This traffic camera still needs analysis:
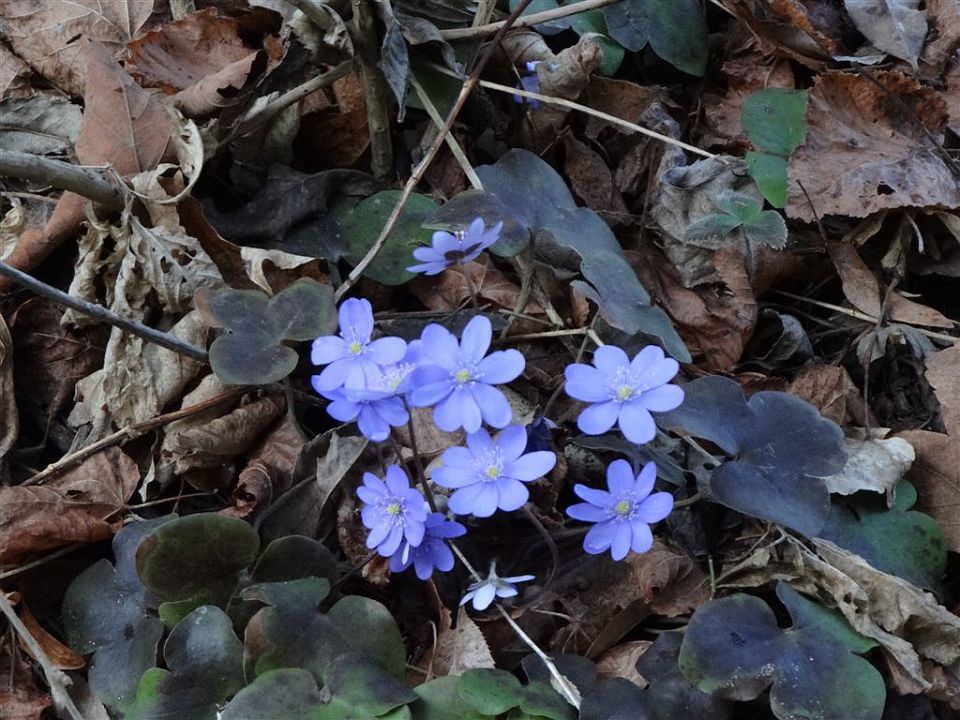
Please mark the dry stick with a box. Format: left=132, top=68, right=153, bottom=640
left=334, top=0, right=539, bottom=302
left=352, top=0, right=394, bottom=178
left=0, top=262, right=209, bottom=363
left=23, top=389, right=241, bottom=486
left=0, top=150, right=125, bottom=211
left=0, top=592, right=84, bottom=720
left=440, top=0, right=623, bottom=39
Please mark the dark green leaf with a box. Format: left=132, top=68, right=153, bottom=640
left=411, top=677, right=489, bottom=720
left=657, top=376, right=846, bottom=535
left=327, top=595, right=408, bottom=678
left=819, top=481, right=947, bottom=590
left=268, top=279, right=337, bottom=341
left=745, top=151, right=789, bottom=208
left=679, top=583, right=884, bottom=720
left=252, top=535, right=341, bottom=585
left=221, top=668, right=320, bottom=720
left=740, top=89, right=809, bottom=156
left=518, top=681, right=575, bottom=720
left=579, top=678, right=651, bottom=720
left=458, top=669, right=522, bottom=714
left=324, top=653, right=417, bottom=715
left=603, top=0, right=707, bottom=76
left=208, top=334, right=298, bottom=386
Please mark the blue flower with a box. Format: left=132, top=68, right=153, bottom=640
left=566, top=460, right=673, bottom=561
left=318, top=385, right=409, bottom=442
left=434, top=426, right=556, bottom=517
left=357, top=465, right=428, bottom=557
left=389, top=512, right=466, bottom=580
left=460, top=563, right=536, bottom=611
left=311, top=298, right=407, bottom=392
left=564, top=345, right=683, bottom=444
left=512, top=61, right=541, bottom=109
left=406, top=217, right=503, bottom=276
left=409, top=316, right=524, bottom=433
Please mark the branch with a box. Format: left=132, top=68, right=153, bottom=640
left=440, top=0, right=623, bottom=40
left=352, top=0, right=394, bottom=179
left=0, top=262, right=209, bottom=362
left=0, top=150, right=125, bottom=210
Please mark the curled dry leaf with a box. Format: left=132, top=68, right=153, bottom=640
left=0, top=40, right=32, bottom=99
left=787, top=71, right=960, bottom=222
left=843, top=0, right=927, bottom=68
left=595, top=641, right=651, bottom=687
left=227, top=415, right=305, bottom=519
left=409, top=255, right=542, bottom=318
left=788, top=364, right=871, bottom=427
left=563, top=135, right=628, bottom=226
left=16, top=598, right=85, bottom=670
left=822, top=436, right=915, bottom=497
left=0, top=447, right=139, bottom=566
left=723, top=0, right=839, bottom=67
left=920, top=0, right=960, bottom=72
left=430, top=606, right=496, bottom=678
left=925, top=343, right=960, bottom=435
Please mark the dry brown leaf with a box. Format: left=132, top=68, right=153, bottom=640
left=563, top=135, right=628, bottom=225
left=17, top=599, right=85, bottom=670
left=0, top=447, right=138, bottom=566
left=787, top=71, right=960, bottom=222
left=0, top=0, right=154, bottom=96
left=395, top=406, right=464, bottom=460
left=226, top=416, right=305, bottom=519
left=827, top=241, right=954, bottom=328
left=409, top=255, right=542, bottom=317
left=0, top=315, right=18, bottom=472
left=583, top=76, right=668, bottom=139
left=595, top=640, right=651, bottom=687
left=723, top=0, right=837, bottom=68
left=0, top=640, right=53, bottom=720
left=0, top=40, right=32, bottom=100
left=430, top=606, right=496, bottom=678
left=921, top=0, right=960, bottom=72
left=925, top=343, right=960, bottom=434
left=788, top=364, right=870, bottom=426
left=843, top=0, right=927, bottom=67
left=822, top=436, right=915, bottom=496
left=947, top=60, right=960, bottom=136
left=898, top=429, right=960, bottom=552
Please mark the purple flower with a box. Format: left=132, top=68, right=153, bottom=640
left=389, top=512, right=466, bottom=580
left=409, top=316, right=524, bottom=433
left=460, top=563, right=536, bottom=611
left=311, top=298, right=407, bottom=392
left=407, top=217, right=503, bottom=276
left=318, top=384, right=409, bottom=442
left=513, top=61, right=541, bottom=109
left=566, top=460, right=673, bottom=561
left=357, top=465, right=428, bottom=557
left=564, top=345, right=683, bottom=444
left=434, top=426, right=556, bottom=517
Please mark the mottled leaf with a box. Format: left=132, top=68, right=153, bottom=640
left=603, top=0, right=707, bottom=76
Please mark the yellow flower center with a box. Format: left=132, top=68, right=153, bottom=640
left=455, top=369, right=471, bottom=384
left=386, top=502, right=401, bottom=516
left=616, top=384, right=634, bottom=401
left=614, top=500, right=632, bottom=517
left=485, top=465, right=500, bottom=479
left=348, top=341, right=363, bottom=355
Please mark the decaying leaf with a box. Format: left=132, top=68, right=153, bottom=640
left=822, top=436, right=914, bottom=496
left=898, top=429, right=960, bottom=553
left=843, top=0, right=927, bottom=68
left=0, top=315, right=18, bottom=474
left=430, top=606, right=496, bottom=678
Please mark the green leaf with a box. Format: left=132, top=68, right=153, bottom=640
left=221, top=668, right=320, bottom=720
left=411, top=677, right=490, bottom=720
left=199, top=279, right=337, bottom=385
left=136, top=514, right=260, bottom=617
left=819, top=481, right=947, bottom=590
left=679, top=583, right=884, bottom=720
left=327, top=595, right=408, bottom=678
left=518, top=681, right=576, bottom=720
left=684, top=191, right=788, bottom=250
left=126, top=605, right=245, bottom=720
left=471, top=149, right=689, bottom=361
left=745, top=151, right=789, bottom=208
left=323, top=653, right=417, bottom=715
left=740, top=89, right=809, bottom=156
left=341, top=190, right=439, bottom=285
left=62, top=518, right=170, bottom=710
left=458, top=669, right=522, bottom=715
left=742, top=209, right=788, bottom=249
left=603, top=0, right=708, bottom=76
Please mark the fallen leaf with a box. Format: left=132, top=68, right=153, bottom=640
left=787, top=71, right=960, bottom=221
left=898, top=429, right=960, bottom=552
left=0, top=447, right=139, bottom=566
left=920, top=0, right=960, bottom=72
left=0, top=640, right=53, bottom=720
left=843, top=0, right=927, bottom=68
left=787, top=364, right=871, bottom=427
left=722, top=0, right=838, bottom=68
left=583, top=76, right=669, bottom=140
left=822, top=436, right=915, bottom=496
left=0, top=315, right=18, bottom=472
left=0, top=0, right=154, bottom=96
left=17, top=599, right=85, bottom=670
left=0, top=94, right=82, bottom=155
left=409, top=255, right=542, bottom=316
left=946, top=60, right=960, bottom=135
left=226, top=416, right=305, bottom=519
left=595, top=641, right=651, bottom=687
left=924, top=343, right=960, bottom=434
left=430, top=606, right=496, bottom=678
left=828, top=241, right=954, bottom=328
left=563, top=135, right=628, bottom=226
left=0, top=40, right=32, bottom=100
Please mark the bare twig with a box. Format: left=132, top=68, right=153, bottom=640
left=0, top=150, right=125, bottom=210
left=352, top=0, right=394, bottom=178
left=0, top=592, right=84, bottom=720
left=441, top=0, right=623, bottom=40
left=334, top=0, right=538, bottom=301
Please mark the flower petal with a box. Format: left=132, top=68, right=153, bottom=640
left=407, top=261, right=446, bottom=276
left=566, top=502, right=611, bottom=523
left=634, top=492, right=673, bottom=523
left=583, top=521, right=616, bottom=555
left=592, top=345, right=629, bottom=374
left=448, top=483, right=485, bottom=515
left=431, top=230, right=462, bottom=256
left=564, top=363, right=608, bottom=402
left=404, top=519, right=425, bottom=547
left=629, top=521, right=654, bottom=554
left=610, top=522, right=632, bottom=561
left=494, top=425, right=528, bottom=462
left=496, top=478, right=529, bottom=511
left=409, top=378, right=453, bottom=408
left=629, top=345, right=665, bottom=374
left=465, top=428, right=495, bottom=455
left=412, top=246, right=445, bottom=263
left=576, top=401, right=619, bottom=435
left=315, top=359, right=352, bottom=392
left=431, top=543, right=455, bottom=572
left=638, top=384, right=684, bottom=412
left=634, top=461, right=657, bottom=498
left=636, top=358, right=680, bottom=391
left=617, top=402, right=657, bottom=444
left=470, top=384, right=512, bottom=429
left=460, top=315, right=492, bottom=364
left=420, top=324, right=460, bottom=369
left=311, top=336, right=348, bottom=365
left=572, top=484, right=612, bottom=507
left=432, top=466, right=475, bottom=489
left=439, top=446, right=475, bottom=469
left=471, top=582, right=497, bottom=610
left=358, top=405, right=390, bottom=441
left=366, top=522, right=390, bottom=550
left=367, top=336, right=407, bottom=365
left=376, top=397, right=409, bottom=426
left=606, top=459, right=635, bottom=496
left=385, top=465, right=409, bottom=495
left=503, top=451, right=556, bottom=482
left=325, top=398, right=360, bottom=423
left=339, top=298, right=373, bottom=342
left=413, top=553, right=435, bottom=580
left=477, top=349, right=524, bottom=384
left=378, top=525, right=404, bottom=556
left=435, top=389, right=481, bottom=432
left=471, top=483, right=500, bottom=518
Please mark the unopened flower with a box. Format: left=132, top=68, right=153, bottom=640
left=564, top=345, right=683, bottom=444
left=406, top=217, right=503, bottom=276
left=513, top=61, right=542, bottom=109
left=565, top=460, right=673, bottom=561
left=434, top=426, right=556, bottom=517
left=460, top=563, right=535, bottom=611
left=409, top=316, right=524, bottom=433
left=311, top=298, right=406, bottom=392
left=389, top=512, right=466, bottom=580
left=357, top=465, right=428, bottom=557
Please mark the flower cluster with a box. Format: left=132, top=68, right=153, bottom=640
left=312, top=224, right=685, bottom=607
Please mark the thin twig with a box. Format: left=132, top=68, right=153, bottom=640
left=0, top=261, right=209, bottom=363
left=491, top=327, right=589, bottom=343
left=352, top=0, right=394, bottom=178
left=334, top=0, right=538, bottom=301
left=24, top=389, right=241, bottom=486
left=0, top=150, right=125, bottom=210
left=440, top=0, right=623, bottom=39
left=0, top=592, right=84, bottom=720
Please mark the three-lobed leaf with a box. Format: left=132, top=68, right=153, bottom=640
left=602, top=0, right=707, bottom=76
left=739, top=89, right=809, bottom=208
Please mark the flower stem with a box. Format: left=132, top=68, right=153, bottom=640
left=402, top=401, right=438, bottom=513
left=673, top=490, right=703, bottom=508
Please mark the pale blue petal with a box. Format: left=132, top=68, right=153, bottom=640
left=358, top=405, right=390, bottom=441
left=431, top=231, right=461, bottom=255
left=576, top=401, right=619, bottom=435
left=409, top=378, right=453, bottom=408
left=439, top=446, right=475, bottom=469
left=564, top=364, right=608, bottom=402
left=503, top=451, right=555, bottom=482
left=413, top=553, right=435, bottom=580
left=377, top=525, right=404, bottom=556
left=405, top=519, right=425, bottom=547
left=635, top=492, right=673, bottom=523
left=471, top=583, right=497, bottom=610
left=573, top=484, right=612, bottom=507
left=592, top=345, right=629, bottom=374
left=629, top=521, right=654, bottom=554
left=639, top=384, right=684, bottom=412
left=583, top=521, right=616, bottom=555
left=610, top=523, right=631, bottom=560
left=634, top=461, right=657, bottom=498
left=606, top=459, right=635, bottom=496
left=566, top=502, right=611, bottom=522
left=471, top=484, right=500, bottom=518
left=342, top=362, right=368, bottom=391
left=325, top=398, right=360, bottom=423
left=471, top=384, right=511, bottom=429
left=617, top=402, right=656, bottom=444
left=629, top=345, right=665, bottom=374
left=366, top=522, right=390, bottom=549
left=431, top=543, right=455, bottom=572
left=465, top=429, right=495, bottom=455
left=435, top=390, right=481, bottom=432
left=495, top=586, right=518, bottom=599
left=367, top=336, right=407, bottom=365
left=420, top=324, right=461, bottom=368
left=501, top=574, right=535, bottom=583
left=385, top=465, right=409, bottom=495
left=412, top=246, right=445, bottom=263
left=460, top=315, right=492, bottom=364
left=407, top=260, right=447, bottom=275
left=311, top=336, right=348, bottom=365
left=496, top=478, right=529, bottom=511
left=315, top=359, right=352, bottom=392
left=432, top=466, right=475, bottom=489
left=636, top=358, right=680, bottom=391
left=494, top=425, right=527, bottom=462
left=477, top=349, right=524, bottom=384
left=375, top=397, right=409, bottom=426
left=339, top=298, right=373, bottom=342
left=449, top=483, right=485, bottom=515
